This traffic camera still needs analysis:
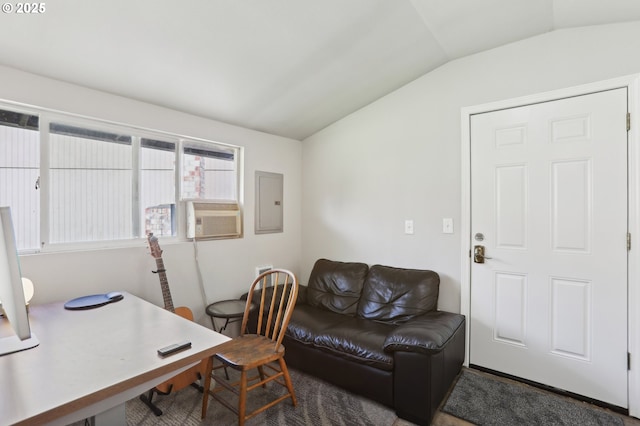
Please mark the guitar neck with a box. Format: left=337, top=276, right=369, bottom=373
left=155, top=257, right=175, bottom=313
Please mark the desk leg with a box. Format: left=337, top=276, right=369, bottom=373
left=201, top=356, right=213, bottom=419
left=89, top=403, right=126, bottom=426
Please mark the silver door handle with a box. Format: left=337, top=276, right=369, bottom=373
left=474, top=245, right=492, bottom=263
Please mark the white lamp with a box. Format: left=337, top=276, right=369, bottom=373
left=21, top=277, right=34, bottom=306
left=0, top=277, right=33, bottom=317
left=0, top=278, right=34, bottom=315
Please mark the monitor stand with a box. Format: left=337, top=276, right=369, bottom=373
left=0, top=333, right=39, bottom=356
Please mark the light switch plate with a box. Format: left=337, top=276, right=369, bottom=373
left=443, top=218, right=454, bottom=234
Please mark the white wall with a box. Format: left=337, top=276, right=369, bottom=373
left=302, top=21, right=640, bottom=313
left=0, top=65, right=302, bottom=328
left=6, top=21, right=640, bottom=324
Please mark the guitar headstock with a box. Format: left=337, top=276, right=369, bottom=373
left=147, top=233, right=163, bottom=259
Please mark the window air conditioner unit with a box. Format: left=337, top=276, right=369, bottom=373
left=186, top=201, right=242, bottom=239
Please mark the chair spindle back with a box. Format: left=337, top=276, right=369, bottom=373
left=241, top=269, right=298, bottom=346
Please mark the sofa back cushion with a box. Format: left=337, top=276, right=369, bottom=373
left=357, top=265, right=439, bottom=323
left=307, top=259, right=369, bottom=315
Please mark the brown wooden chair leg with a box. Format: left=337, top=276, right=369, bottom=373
left=279, top=357, right=297, bottom=406
left=257, top=365, right=267, bottom=388
left=239, top=369, right=248, bottom=426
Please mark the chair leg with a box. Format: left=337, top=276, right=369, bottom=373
left=239, top=370, right=248, bottom=426
left=257, top=365, right=267, bottom=388
left=279, top=358, right=297, bottom=406
left=201, top=357, right=213, bottom=419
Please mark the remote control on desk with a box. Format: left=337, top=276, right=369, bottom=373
left=157, top=341, right=192, bottom=357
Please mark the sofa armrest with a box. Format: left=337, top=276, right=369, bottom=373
left=383, top=311, right=465, bottom=355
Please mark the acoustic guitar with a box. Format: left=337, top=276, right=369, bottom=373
left=147, top=233, right=194, bottom=320
left=140, top=233, right=208, bottom=416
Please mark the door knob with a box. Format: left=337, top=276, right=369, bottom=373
left=474, top=245, right=492, bottom=263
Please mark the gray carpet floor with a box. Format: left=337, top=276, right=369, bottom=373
left=126, top=367, right=400, bottom=425
left=442, top=369, right=625, bottom=426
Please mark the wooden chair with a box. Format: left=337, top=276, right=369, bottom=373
left=201, top=269, right=299, bottom=425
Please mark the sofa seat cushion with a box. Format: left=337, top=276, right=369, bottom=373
left=313, top=317, right=395, bottom=371
left=357, top=265, right=439, bottom=323
left=286, top=304, right=350, bottom=343
left=287, top=304, right=394, bottom=371
left=307, top=259, right=369, bottom=315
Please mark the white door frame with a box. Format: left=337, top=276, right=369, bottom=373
left=460, top=74, right=640, bottom=417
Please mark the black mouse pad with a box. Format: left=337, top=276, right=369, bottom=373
left=64, top=293, right=123, bottom=310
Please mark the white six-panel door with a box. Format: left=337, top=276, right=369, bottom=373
left=470, top=88, right=628, bottom=407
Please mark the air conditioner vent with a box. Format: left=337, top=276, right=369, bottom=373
left=186, top=201, right=242, bottom=239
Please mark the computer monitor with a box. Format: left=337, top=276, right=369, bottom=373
left=0, top=206, right=39, bottom=356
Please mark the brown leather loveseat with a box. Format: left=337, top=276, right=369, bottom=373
left=251, top=259, right=466, bottom=425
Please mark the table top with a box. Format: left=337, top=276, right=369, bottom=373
left=0, top=292, right=229, bottom=425
left=206, top=299, right=254, bottom=318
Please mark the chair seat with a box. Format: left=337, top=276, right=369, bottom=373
left=215, top=334, right=285, bottom=370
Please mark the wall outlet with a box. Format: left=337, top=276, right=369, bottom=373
left=404, top=220, right=414, bottom=235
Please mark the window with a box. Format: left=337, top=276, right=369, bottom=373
left=182, top=142, right=237, bottom=201
left=49, top=123, right=133, bottom=244
left=182, top=142, right=241, bottom=239
left=0, top=105, right=240, bottom=252
left=142, top=138, right=176, bottom=237
left=0, top=111, right=40, bottom=251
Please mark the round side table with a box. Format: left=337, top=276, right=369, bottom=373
left=205, top=299, right=255, bottom=333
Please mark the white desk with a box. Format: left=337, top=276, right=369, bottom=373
left=0, top=292, right=229, bottom=425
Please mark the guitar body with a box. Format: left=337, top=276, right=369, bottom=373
left=142, top=233, right=207, bottom=413
left=174, top=306, right=194, bottom=321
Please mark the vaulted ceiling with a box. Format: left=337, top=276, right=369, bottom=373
left=1, top=0, right=640, bottom=140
